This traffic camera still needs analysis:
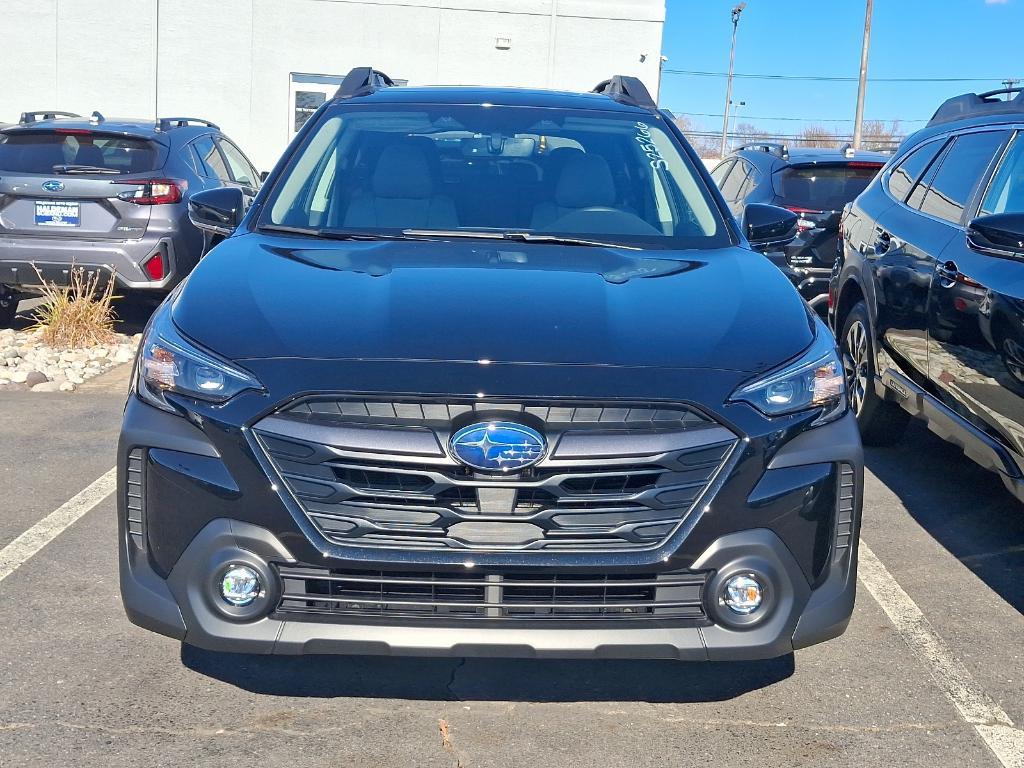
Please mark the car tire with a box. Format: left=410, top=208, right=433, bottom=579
left=840, top=300, right=909, bottom=446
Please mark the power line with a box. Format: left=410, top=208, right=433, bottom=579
left=663, top=69, right=1014, bottom=83
left=672, top=110, right=927, bottom=124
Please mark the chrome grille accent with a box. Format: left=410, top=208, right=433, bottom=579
left=254, top=397, right=739, bottom=553
left=276, top=565, right=709, bottom=622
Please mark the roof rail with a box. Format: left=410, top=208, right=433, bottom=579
left=839, top=142, right=855, bottom=158
left=737, top=141, right=789, bottom=160
left=18, top=111, right=81, bottom=125
left=592, top=75, right=656, bottom=109
left=157, top=116, right=220, bottom=132
left=89, top=111, right=105, bottom=125
left=927, top=87, right=1024, bottom=127
left=334, top=67, right=396, bottom=99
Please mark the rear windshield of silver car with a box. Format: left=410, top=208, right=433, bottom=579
left=262, top=104, right=729, bottom=250
left=0, top=131, right=163, bottom=174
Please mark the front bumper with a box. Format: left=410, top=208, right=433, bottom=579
left=118, top=396, right=863, bottom=660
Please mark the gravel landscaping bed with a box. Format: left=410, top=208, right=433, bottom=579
left=0, top=328, right=139, bottom=392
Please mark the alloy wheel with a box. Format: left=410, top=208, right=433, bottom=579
left=843, top=320, right=869, bottom=416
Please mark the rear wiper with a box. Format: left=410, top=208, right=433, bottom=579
left=260, top=224, right=422, bottom=241
left=402, top=229, right=640, bottom=250
left=52, top=164, right=120, bottom=175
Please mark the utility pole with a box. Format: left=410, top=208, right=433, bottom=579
left=720, top=3, right=745, bottom=159
left=1002, top=78, right=1020, bottom=100
left=852, top=0, right=874, bottom=150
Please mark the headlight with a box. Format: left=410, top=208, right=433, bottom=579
left=137, top=305, right=263, bottom=412
left=729, top=317, right=846, bottom=425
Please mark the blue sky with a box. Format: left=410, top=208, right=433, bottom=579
left=660, top=0, right=1022, bottom=140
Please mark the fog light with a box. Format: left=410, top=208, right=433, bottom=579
left=220, top=565, right=261, bottom=607
left=721, top=573, right=763, bottom=615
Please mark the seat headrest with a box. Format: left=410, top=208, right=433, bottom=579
left=554, top=153, right=616, bottom=209
left=372, top=144, right=433, bottom=199
left=74, top=143, right=106, bottom=168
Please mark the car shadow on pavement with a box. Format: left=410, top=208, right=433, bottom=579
left=180, top=645, right=794, bottom=702
left=864, top=422, right=1024, bottom=614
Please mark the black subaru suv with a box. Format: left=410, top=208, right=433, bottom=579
left=118, top=68, right=862, bottom=661
left=832, top=88, right=1024, bottom=500
left=712, top=144, right=886, bottom=313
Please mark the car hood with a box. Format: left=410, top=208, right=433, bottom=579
left=171, top=233, right=814, bottom=374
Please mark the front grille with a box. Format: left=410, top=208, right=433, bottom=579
left=276, top=565, right=709, bottom=622
left=253, top=397, right=739, bottom=553
left=125, top=448, right=146, bottom=548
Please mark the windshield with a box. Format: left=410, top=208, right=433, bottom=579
left=775, top=163, right=882, bottom=212
left=0, top=131, right=163, bottom=174
left=261, top=103, right=728, bottom=250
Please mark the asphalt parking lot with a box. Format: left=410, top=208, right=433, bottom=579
left=0, top=368, right=1020, bottom=768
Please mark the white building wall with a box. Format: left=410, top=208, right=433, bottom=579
left=0, top=0, right=665, bottom=170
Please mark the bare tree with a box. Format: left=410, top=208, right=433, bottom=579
left=733, top=122, right=770, bottom=144
left=673, top=116, right=719, bottom=159
left=859, top=119, right=903, bottom=151
left=796, top=124, right=841, bottom=148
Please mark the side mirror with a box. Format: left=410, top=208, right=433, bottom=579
left=742, top=203, right=798, bottom=251
left=967, top=212, right=1024, bottom=257
left=188, top=187, right=245, bottom=237
left=259, top=170, right=270, bottom=183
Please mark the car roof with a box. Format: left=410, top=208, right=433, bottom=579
left=327, top=85, right=655, bottom=114
left=1, top=115, right=215, bottom=141
left=733, top=146, right=889, bottom=170
left=896, top=89, right=1024, bottom=155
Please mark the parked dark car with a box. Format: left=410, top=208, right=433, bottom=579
left=119, top=68, right=862, bottom=661
left=831, top=87, right=1024, bottom=501
left=712, top=144, right=887, bottom=313
left=0, top=111, right=261, bottom=325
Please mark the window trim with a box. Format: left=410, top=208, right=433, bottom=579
left=216, top=136, right=261, bottom=189
left=883, top=126, right=1012, bottom=229
left=882, top=136, right=947, bottom=206
left=189, top=134, right=231, bottom=182
left=973, top=127, right=1024, bottom=221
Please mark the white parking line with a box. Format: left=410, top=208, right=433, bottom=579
left=0, top=467, right=116, bottom=585
left=858, top=539, right=1024, bottom=768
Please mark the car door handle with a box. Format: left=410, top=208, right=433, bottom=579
left=936, top=260, right=961, bottom=287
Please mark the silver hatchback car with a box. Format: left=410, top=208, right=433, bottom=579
left=0, top=111, right=261, bottom=326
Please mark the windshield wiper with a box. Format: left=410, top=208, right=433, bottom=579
left=402, top=229, right=640, bottom=250
left=52, top=164, right=121, bottom=175
left=260, top=224, right=421, bottom=241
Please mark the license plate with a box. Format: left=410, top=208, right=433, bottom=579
left=35, top=200, right=80, bottom=227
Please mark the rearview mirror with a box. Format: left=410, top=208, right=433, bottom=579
left=967, top=212, right=1024, bottom=256
left=742, top=203, right=798, bottom=251
left=189, top=187, right=245, bottom=237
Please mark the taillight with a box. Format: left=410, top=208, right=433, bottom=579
left=143, top=251, right=166, bottom=281
left=114, top=178, right=185, bottom=205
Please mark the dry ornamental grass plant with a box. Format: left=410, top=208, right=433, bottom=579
left=29, top=265, right=119, bottom=348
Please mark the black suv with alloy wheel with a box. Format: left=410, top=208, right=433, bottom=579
left=831, top=88, right=1024, bottom=501
left=119, top=68, right=862, bottom=661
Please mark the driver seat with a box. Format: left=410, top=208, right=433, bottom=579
left=530, top=153, right=616, bottom=230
